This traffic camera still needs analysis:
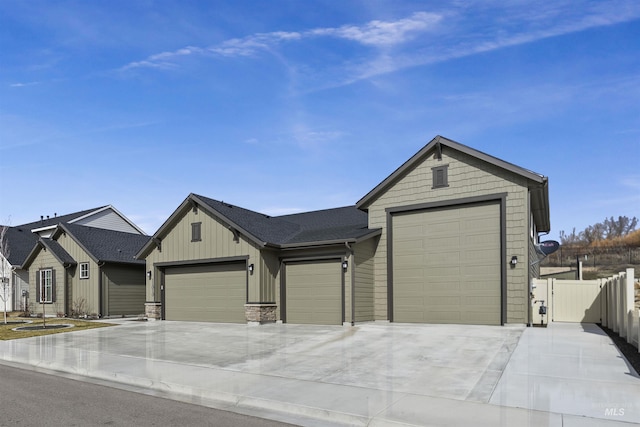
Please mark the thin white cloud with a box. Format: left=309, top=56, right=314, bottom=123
left=119, top=13, right=438, bottom=71
left=9, top=81, right=40, bottom=88
left=121, top=46, right=204, bottom=70
left=309, top=12, right=441, bottom=46
left=119, top=2, right=640, bottom=87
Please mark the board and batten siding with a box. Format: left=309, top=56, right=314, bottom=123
left=28, top=249, right=65, bottom=315
left=144, top=206, right=271, bottom=304
left=74, top=209, right=142, bottom=234
left=12, top=269, right=29, bottom=311
left=354, top=237, right=377, bottom=322
left=102, top=265, right=145, bottom=316
left=56, top=232, right=101, bottom=316
left=367, top=147, right=531, bottom=324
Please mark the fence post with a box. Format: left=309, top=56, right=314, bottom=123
left=613, top=275, right=619, bottom=333
left=600, top=279, right=607, bottom=328
left=608, top=277, right=614, bottom=329
left=625, top=268, right=635, bottom=344
left=619, top=273, right=627, bottom=338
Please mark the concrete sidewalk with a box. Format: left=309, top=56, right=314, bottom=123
left=0, top=321, right=638, bottom=426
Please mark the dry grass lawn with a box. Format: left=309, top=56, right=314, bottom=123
left=0, top=316, right=115, bottom=340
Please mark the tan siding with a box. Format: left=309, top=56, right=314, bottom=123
left=144, top=207, right=268, bottom=304
left=354, top=237, right=377, bottom=322
left=28, top=250, right=65, bottom=316
left=367, top=147, right=530, bottom=323
left=260, top=251, right=279, bottom=303
left=286, top=260, right=342, bottom=325
left=103, top=265, right=145, bottom=316
left=56, top=233, right=100, bottom=316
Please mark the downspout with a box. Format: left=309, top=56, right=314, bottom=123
left=98, top=261, right=105, bottom=318
left=527, top=191, right=533, bottom=328
left=346, top=242, right=355, bottom=326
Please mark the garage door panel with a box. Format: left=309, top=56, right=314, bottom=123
left=164, top=262, right=246, bottom=323
left=286, top=260, right=342, bottom=325
left=393, top=202, right=501, bottom=325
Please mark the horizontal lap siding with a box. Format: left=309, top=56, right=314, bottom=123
left=74, top=209, right=141, bottom=234
left=368, top=147, right=529, bottom=323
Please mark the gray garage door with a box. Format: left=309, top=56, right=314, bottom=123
left=392, top=202, right=501, bottom=325
left=285, top=260, right=342, bottom=325
left=164, top=262, right=246, bottom=323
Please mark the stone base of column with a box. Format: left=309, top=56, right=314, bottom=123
left=145, top=302, right=162, bottom=320
left=244, top=304, right=277, bottom=324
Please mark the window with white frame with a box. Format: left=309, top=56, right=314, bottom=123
left=39, top=269, right=53, bottom=303
left=80, top=262, right=89, bottom=279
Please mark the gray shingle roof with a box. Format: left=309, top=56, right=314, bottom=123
left=193, top=194, right=375, bottom=246
left=2, top=226, right=39, bottom=266
left=60, top=223, right=150, bottom=265
left=17, top=207, right=108, bottom=230
left=39, top=238, right=76, bottom=267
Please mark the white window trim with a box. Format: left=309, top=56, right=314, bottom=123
left=40, top=269, right=53, bottom=303
left=80, top=262, right=90, bottom=279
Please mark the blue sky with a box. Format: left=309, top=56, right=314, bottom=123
left=1, top=1, right=639, bottom=240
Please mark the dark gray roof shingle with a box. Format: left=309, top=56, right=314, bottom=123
left=39, top=238, right=76, bottom=266
left=2, top=226, right=39, bottom=266
left=194, top=194, right=374, bottom=246
left=61, top=223, right=150, bottom=265
left=17, top=207, right=107, bottom=230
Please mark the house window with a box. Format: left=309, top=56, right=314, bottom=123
left=80, top=262, right=89, bottom=279
left=191, top=222, right=202, bottom=242
left=39, top=269, right=53, bottom=303
left=432, top=165, right=449, bottom=189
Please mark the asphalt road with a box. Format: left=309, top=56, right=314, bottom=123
left=0, top=363, right=296, bottom=427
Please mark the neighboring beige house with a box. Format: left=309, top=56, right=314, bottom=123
left=23, top=223, right=150, bottom=317
left=138, top=136, right=550, bottom=326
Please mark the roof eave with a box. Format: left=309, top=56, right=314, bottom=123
left=277, top=230, right=381, bottom=250
left=136, top=194, right=267, bottom=260
left=53, top=224, right=101, bottom=264
left=190, top=194, right=267, bottom=248
left=356, top=135, right=547, bottom=210
left=531, top=178, right=551, bottom=233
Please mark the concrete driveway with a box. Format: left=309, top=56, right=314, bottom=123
left=0, top=321, right=638, bottom=426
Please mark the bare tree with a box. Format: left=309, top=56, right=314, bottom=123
left=0, top=225, right=10, bottom=324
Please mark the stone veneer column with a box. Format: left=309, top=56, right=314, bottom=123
left=145, top=302, right=162, bottom=320
left=244, top=304, right=277, bottom=324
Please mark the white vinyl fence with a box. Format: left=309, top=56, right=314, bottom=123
left=533, top=268, right=638, bottom=352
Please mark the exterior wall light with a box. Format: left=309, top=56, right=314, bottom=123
left=147, top=270, right=152, bottom=280
left=342, top=261, right=348, bottom=271
left=510, top=256, right=518, bottom=266
left=248, top=264, right=254, bottom=274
